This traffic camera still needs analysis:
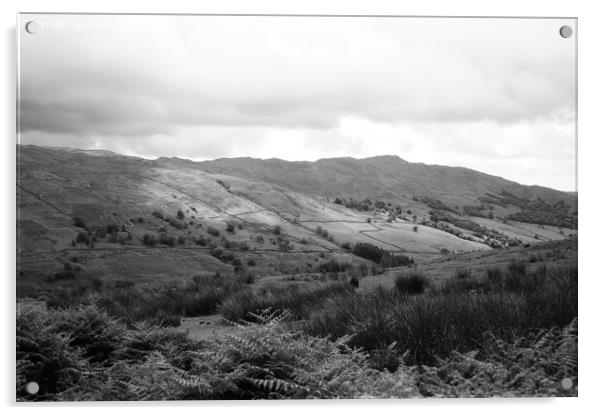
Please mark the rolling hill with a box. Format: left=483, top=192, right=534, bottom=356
left=17, top=145, right=576, bottom=292
left=194, top=155, right=577, bottom=208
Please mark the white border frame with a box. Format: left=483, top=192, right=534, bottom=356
left=3, top=1, right=601, bottom=414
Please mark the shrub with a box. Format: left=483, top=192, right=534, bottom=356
left=17, top=304, right=125, bottom=399
left=152, top=211, right=164, bottom=220
left=226, top=223, right=235, bottom=233
left=164, top=216, right=185, bottom=230
left=177, top=209, right=185, bottom=220
left=413, top=226, right=419, bottom=232
left=206, top=226, right=220, bottom=237
left=507, top=260, right=527, bottom=276
left=414, top=319, right=578, bottom=397
left=486, top=267, right=503, bottom=282
left=142, top=234, right=157, bottom=247
left=73, top=217, right=86, bottom=228
left=75, top=231, right=92, bottom=245
left=272, top=225, right=281, bottom=235
left=219, top=282, right=353, bottom=322
left=210, top=248, right=236, bottom=264
left=394, top=271, right=429, bottom=295
left=95, top=276, right=246, bottom=325
left=455, top=268, right=472, bottom=280
left=318, top=259, right=353, bottom=273
left=158, top=234, right=176, bottom=247
left=240, top=273, right=256, bottom=285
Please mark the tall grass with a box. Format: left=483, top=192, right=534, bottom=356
left=394, top=271, right=429, bottom=295
left=306, top=264, right=577, bottom=365
left=95, top=275, right=247, bottom=325
left=35, top=274, right=247, bottom=326
left=219, top=282, right=354, bottom=322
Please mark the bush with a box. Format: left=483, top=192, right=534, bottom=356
left=272, top=225, right=281, bottom=235
left=142, top=234, right=157, bottom=247
left=177, top=209, right=185, bottom=220
left=158, top=234, right=176, bottom=247
left=394, top=271, right=429, bottom=295
left=507, top=260, right=527, bottom=277
left=73, top=217, right=86, bottom=228
left=226, top=223, right=235, bottom=233
left=94, top=276, right=246, bottom=325
left=413, top=319, right=578, bottom=397
left=75, top=231, right=93, bottom=245
left=219, top=282, right=353, bottom=322
left=52, top=263, right=78, bottom=280
left=17, top=304, right=125, bottom=399
left=455, top=268, right=472, bottom=280
left=318, top=259, right=353, bottom=273
left=206, top=226, right=220, bottom=237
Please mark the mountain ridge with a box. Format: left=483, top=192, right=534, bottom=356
left=18, top=144, right=576, bottom=207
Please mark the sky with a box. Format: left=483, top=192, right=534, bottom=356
left=18, top=14, right=576, bottom=191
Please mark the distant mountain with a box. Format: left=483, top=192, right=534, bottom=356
left=179, top=155, right=576, bottom=208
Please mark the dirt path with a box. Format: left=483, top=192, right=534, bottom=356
left=180, top=315, right=241, bottom=341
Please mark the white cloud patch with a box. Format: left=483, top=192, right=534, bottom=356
left=18, top=14, right=576, bottom=191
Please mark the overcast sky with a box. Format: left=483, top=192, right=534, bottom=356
left=19, top=15, right=576, bottom=191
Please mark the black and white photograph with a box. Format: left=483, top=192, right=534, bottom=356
left=16, top=13, right=577, bottom=401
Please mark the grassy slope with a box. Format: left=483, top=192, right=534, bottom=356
left=19, top=145, right=521, bottom=289
left=197, top=155, right=577, bottom=208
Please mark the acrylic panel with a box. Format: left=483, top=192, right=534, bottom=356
left=17, top=14, right=577, bottom=401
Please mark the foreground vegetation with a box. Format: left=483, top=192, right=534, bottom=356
left=17, top=305, right=576, bottom=400
left=307, top=264, right=577, bottom=367
left=17, top=258, right=577, bottom=400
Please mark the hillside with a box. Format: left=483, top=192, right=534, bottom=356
left=195, top=155, right=577, bottom=209
left=17, top=145, right=576, bottom=294
left=16, top=144, right=579, bottom=400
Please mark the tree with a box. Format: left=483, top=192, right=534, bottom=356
left=73, top=217, right=86, bottom=228
left=142, top=234, right=157, bottom=247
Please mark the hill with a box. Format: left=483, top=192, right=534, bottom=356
left=195, top=155, right=576, bottom=209
left=17, top=145, right=576, bottom=294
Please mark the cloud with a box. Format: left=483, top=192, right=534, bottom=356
left=18, top=14, right=576, bottom=190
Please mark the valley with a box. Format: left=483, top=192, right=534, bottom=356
left=16, top=144, right=578, bottom=399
